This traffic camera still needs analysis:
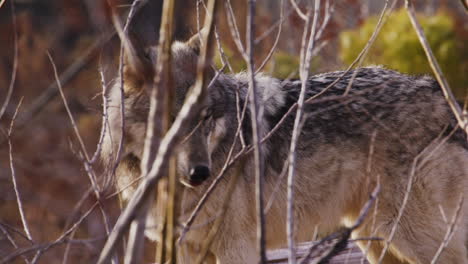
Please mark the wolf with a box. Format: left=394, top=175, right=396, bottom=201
left=102, top=31, right=468, bottom=263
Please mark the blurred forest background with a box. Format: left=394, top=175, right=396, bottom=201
left=0, top=0, right=467, bottom=263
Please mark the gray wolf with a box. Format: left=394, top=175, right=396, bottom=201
left=102, top=33, right=468, bottom=264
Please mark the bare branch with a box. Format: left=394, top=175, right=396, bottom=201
left=245, top=0, right=267, bottom=262
left=289, top=0, right=308, bottom=20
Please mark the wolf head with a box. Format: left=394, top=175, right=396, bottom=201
left=119, top=29, right=231, bottom=188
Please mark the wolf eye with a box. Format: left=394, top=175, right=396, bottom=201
left=203, top=115, right=212, bottom=122
left=200, top=108, right=213, bottom=122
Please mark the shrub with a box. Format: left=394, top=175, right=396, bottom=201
left=340, top=9, right=468, bottom=99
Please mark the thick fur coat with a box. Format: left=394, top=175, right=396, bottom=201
left=102, top=37, right=468, bottom=263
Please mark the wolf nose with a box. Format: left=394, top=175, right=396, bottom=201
left=189, top=165, right=210, bottom=185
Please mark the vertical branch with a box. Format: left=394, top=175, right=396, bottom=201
left=121, top=0, right=175, bottom=262
left=287, top=1, right=320, bottom=263
left=405, top=0, right=467, bottom=134
left=153, top=2, right=175, bottom=262
left=245, top=0, right=267, bottom=262
left=163, top=157, right=178, bottom=263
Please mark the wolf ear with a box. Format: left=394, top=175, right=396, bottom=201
left=185, top=28, right=208, bottom=55
left=120, top=0, right=162, bottom=89
left=121, top=34, right=156, bottom=91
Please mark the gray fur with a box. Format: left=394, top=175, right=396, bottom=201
left=102, top=41, right=468, bottom=264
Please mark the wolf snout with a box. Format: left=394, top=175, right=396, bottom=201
left=189, top=165, right=210, bottom=186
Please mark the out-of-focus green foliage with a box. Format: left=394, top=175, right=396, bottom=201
left=213, top=45, right=246, bottom=72
left=268, top=51, right=301, bottom=79
left=214, top=46, right=320, bottom=80
left=267, top=51, right=321, bottom=79
left=340, top=9, right=468, bottom=98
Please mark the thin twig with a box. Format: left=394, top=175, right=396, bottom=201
left=225, top=0, right=246, bottom=55
left=90, top=66, right=110, bottom=164
left=0, top=221, right=33, bottom=245
left=0, top=1, right=18, bottom=121
left=255, top=0, right=284, bottom=74
left=214, top=26, right=233, bottom=73
left=343, top=0, right=395, bottom=96
left=7, top=98, right=33, bottom=243
left=10, top=32, right=114, bottom=138
left=46, top=53, right=92, bottom=167
left=62, top=188, right=93, bottom=264
left=430, top=195, right=464, bottom=264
